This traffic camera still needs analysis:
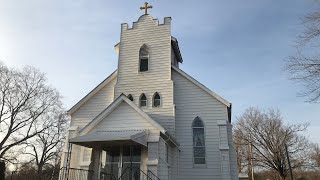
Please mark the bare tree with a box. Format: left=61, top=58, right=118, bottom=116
left=25, top=112, right=68, bottom=179
left=234, top=107, right=310, bottom=180
left=234, top=129, right=250, bottom=173
left=310, top=143, right=320, bottom=168
left=286, top=9, right=320, bottom=102
left=0, top=62, right=62, bottom=162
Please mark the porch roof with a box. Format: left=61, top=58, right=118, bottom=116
left=69, top=130, right=148, bottom=148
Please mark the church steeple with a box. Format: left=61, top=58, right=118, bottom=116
left=114, top=14, right=177, bottom=134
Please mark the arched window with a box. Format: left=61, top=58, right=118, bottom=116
left=192, top=117, right=206, bottom=164
left=127, top=94, right=133, bottom=101
left=153, top=92, right=161, bottom=107
left=140, top=93, right=147, bottom=107
left=139, top=44, right=149, bottom=72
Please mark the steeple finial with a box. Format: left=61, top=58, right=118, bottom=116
left=140, top=2, right=153, bottom=15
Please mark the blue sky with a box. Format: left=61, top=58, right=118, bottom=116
left=1, top=0, right=320, bottom=143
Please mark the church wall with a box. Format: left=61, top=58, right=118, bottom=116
left=158, top=137, right=169, bottom=180
left=71, top=77, right=117, bottom=128
left=67, top=129, right=82, bottom=169
left=169, top=146, right=179, bottom=180
left=227, top=123, right=239, bottom=179
left=172, top=69, right=233, bottom=179
left=115, top=15, right=176, bottom=136
left=141, top=147, right=148, bottom=173
left=67, top=77, right=117, bottom=170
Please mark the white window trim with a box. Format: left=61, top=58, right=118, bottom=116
left=138, top=44, right=151, bottom=73
left=140, top=93, right=147, bottom=108
left=152, top=92, right=161, bottom=108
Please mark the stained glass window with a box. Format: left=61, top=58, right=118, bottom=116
left=192, top=117, right=206, bottom=165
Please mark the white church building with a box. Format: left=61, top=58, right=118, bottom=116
left=60, top=4, right=238, bottom=180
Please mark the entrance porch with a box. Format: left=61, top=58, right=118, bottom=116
left=99, top=144, right=152, bottom=180
left=61, top=130, right=161, bottom=180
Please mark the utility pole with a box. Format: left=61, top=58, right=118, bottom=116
left=285, top=144, right=294, bottom=180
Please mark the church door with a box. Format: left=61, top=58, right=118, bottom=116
left=100, top=145, right=141, bottom=180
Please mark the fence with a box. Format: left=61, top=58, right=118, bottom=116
left=7, top=167, right=93, bottom=180
left=8, top=167, right=159, bottom=180
left=9, top=169, right=59, bottom=180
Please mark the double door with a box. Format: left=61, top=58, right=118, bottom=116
left=100, top=145, right=141, bottom=180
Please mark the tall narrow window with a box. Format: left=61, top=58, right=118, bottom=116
left=192, top=117, right=206, bottom=165
left=140, top=93, right=147, bottom=107
left=153, top=92, right=161, bottom=107
left=127, top=94, right=133, bottom=101
left=139, top=44, right=149, bottom=72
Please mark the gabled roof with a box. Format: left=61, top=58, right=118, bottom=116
left=172, top=66, right=231, bottom=107
left=69, top=130, right=148, bottom=148
left=79, top=94, right=166, bottom=134
left=68, top=70, right=117, bottom=114
left=171, top=36, right=183, bottom=63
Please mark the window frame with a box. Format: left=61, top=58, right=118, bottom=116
left=139, top=93, right=147, bottom=107
left=139, top=44, right=150, bottom=72
left=153, top=92, right=161, bottom=108
left=192, top=117, right=207, bottom=167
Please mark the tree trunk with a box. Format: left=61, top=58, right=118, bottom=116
left=280, top=174, right=286, bottom=180
left=37, top=164, right=43, bottom=180
left=0, top=161, right=5, bottom=180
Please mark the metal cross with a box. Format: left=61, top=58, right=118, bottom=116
left=140, top=2, right=153, bottom=15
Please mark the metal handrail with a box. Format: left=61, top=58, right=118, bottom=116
left=119, top=167, right=160, bottom=180
left=147, top=170, right=160, bottom=180
left=100, top=171, right=118, bottom=180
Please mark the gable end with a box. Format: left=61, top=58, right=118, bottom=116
left=68, top=70, right=117, bottom=114
left=172, top=66, right=230, bottom=107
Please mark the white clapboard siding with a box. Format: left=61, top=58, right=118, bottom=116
left=115, top=15, right=176, bottom=136
left=71, top=77, right=117, bottom=127
left=91, top=102, right=158, bottom=132
left=227, top=124, right=239, bottom=179
left=158, top=137, right=169, bottom=180
left=169, top=145, right=179, bottom=180
left=172, top=69, right=231, bottom=180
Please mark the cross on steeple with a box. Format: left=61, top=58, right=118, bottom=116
left=140, top=2, right=153, bottom=15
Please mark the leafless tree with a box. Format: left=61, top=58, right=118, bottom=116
left=25, top=112, right=68, bottom=179
left=234, top=107, right=310, bottom=180
left=0, top=62, right=62, bottom=162
left=286, top=9, right=320, bottom=102
left=234, top=129, right=250, bottom=173
left=310, top=143, right=320, bottom=168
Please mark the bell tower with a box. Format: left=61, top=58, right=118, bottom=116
left=114, top=12, right=178, bottom=135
